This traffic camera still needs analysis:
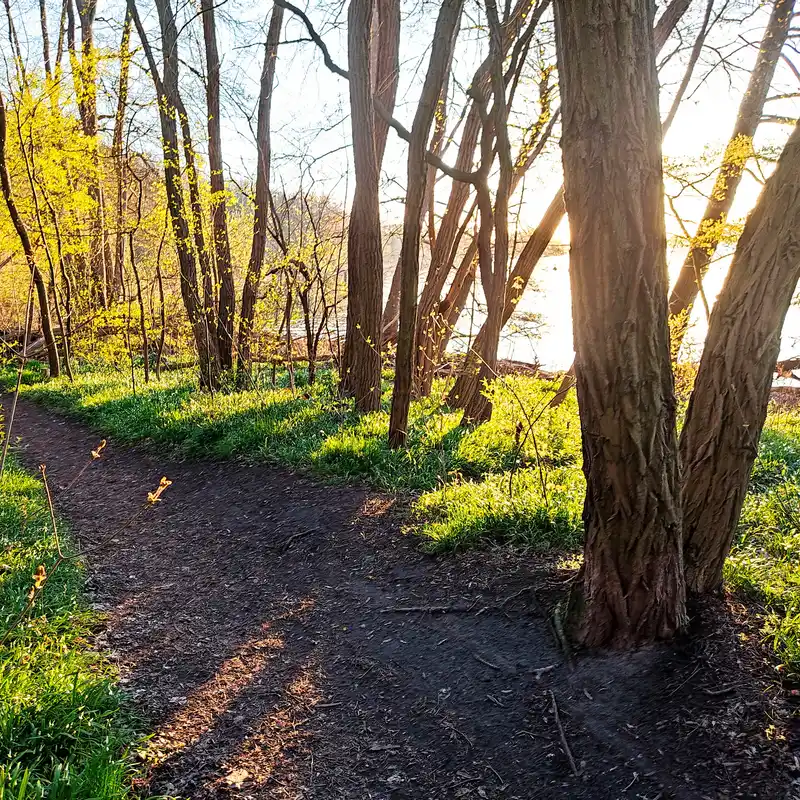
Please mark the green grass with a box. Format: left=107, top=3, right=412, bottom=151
left=725, top=410, right=800, bottom=681
left=3, top=364, right=584, bottom=552
left=5, top=362, right=800, bottom=681
left=0, top=458, right=143, bottom=799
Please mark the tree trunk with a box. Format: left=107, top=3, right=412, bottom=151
left=680, top=120, right=800, bottom=594
left=339, top=0, right=383, bottom=412
left=237, top=3, right=283, bottom=383
left=129, top=0, right=220, bottom=390
left=554, top=0, right=685, bottom=648
left=202, top=0, right=235, bottom=371
left=73, top=0, right=109, bottom=308
left=39, top=0, right=52, bottom=80
left=668, top=0, right=795, bottom=349
left=412, top=0, right=542, bottom=396
left=158, top=0, right=220, bottom=374
left=448, top=190, right=565, bottom=399
left=381, top=251, right=402, bottom=345
left=388, top=0, right=463, bottom=447
left=460, top=0, right=694, bottom=400
left=372, top=0, right=400, bottom=169
left=112, top=10, right=132, bottom=300
left=0, top=92, right=60, bottom=378
left=447, top=0, right=513, bottom=422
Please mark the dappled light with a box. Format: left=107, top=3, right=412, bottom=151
left=0, top=0, right=799, bottom=795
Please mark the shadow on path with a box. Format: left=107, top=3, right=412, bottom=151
left=6, top=399, right=791, bottom=799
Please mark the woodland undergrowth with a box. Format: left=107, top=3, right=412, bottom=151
left=4, top=362, right=799, bottom=680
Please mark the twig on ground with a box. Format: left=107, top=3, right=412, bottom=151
left=442, top=721, right=474, bottom=748
left=549, top=690, right=580, bottom=777
left=486, top=763, right=505, bottom=786
left=473, top=652, right=502, bottom=671
left=622, top=771, right=639, bottom=792
left=278, top=527, right=320, bottom=552
left=703, top=685, right=739, bottom=697
left=381, top=605, right=472, bottom=613
left=667, top=664, right=702, bottom=698
left=500, top=585, right=533, bottom=607
left=533, top=664, right=555, bottom=680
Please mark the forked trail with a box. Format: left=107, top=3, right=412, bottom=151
left=8, top=400, right=791, bottom=799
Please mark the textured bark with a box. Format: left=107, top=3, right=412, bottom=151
left=0, top=92, right=60, bottom=378
left=339, top=0, right=383, bottom=411
left=237, top=3, right=283, bottom=382
left=460, top=0, right=693, bottom=393
left=413, top=0, right=688, bottom=395
left=372, top=0, right=400, bottom=169
left=129, top=0, right=220, bottom=389
left=388, top=0, right=463, bottom=447
left=554, top=0, right=685, bottom=647
left=680, top=120, right=800, bottom=595
left=669, top=0, right=795, bottom=347
left=202, top=0, right=235, bottom=371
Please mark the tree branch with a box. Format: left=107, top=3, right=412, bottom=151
left=275, top=0, right=479, bottom=184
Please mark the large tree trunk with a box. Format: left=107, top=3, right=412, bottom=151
left=339, top=0, right=383, bottom=412
left=202, top=0, right=235, bottom=371
left=129, top=0, right=220, bottom=390
left=554, top=0, right=685, bottom=648
left=459, top=0, right=694, bottom=402
left=388, top=0, right=463, bottom=447
left=0, top=92, right=60, bottom=378
left=680, top=120, right=800, bottom=595
left=413, top=0, right=690, bottom=396
left=668, top=0, right=795, bottom=349
left=237, top=3, right=283, bottom=383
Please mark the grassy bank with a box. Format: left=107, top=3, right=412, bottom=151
left=4, top=364, right=800, bottom=681
left=3, top=365, right=585, bottom=553
left=0, top=457, right=142, bottom=798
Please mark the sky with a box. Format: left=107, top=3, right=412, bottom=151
left=3, top=0, right=800, bottom=369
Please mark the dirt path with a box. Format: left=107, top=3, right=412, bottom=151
left=6, top=399, right=794, bottom=799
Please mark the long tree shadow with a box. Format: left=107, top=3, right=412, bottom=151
left=5, top=398, right=794, bottom=800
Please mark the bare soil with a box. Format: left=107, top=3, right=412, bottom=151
left=6, top=399, right=798, bottom=800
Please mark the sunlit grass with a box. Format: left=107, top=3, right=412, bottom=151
left=6, top=362, right=800, bottom=680
left=4, top=362, right=583, bottom=519
left=0, top=459, right=142, bottom=798
left=726, top=469, right=800, bottom=681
